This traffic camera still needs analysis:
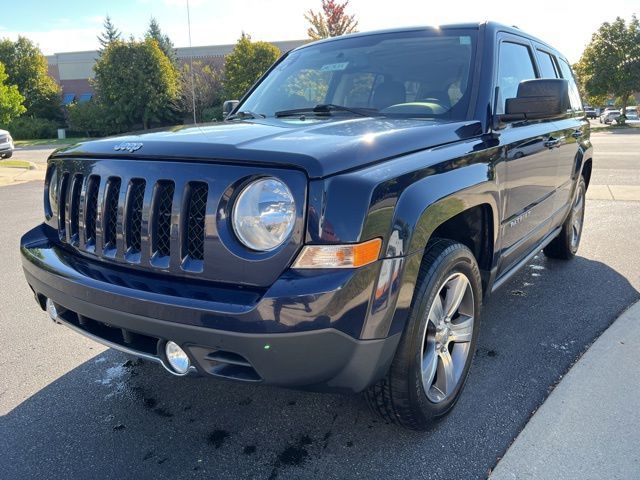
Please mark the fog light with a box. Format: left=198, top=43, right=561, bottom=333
left=46, top=298, right=58, bottom=321
left=165, top=341, right=191, bottom=374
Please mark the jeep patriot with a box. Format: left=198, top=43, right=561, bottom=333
left=21, top=22, right=591, bottom=430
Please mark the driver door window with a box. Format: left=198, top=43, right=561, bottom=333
left=497, top=42, right=537, bottom=114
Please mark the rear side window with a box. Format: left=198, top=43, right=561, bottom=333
left=497, top=42, right=537, bottom=114
left=536, top=51, right=558, bottom=78
left=557, top=58, right=583, bottom=114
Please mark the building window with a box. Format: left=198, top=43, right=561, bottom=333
left=78, top=93, right=93, bottom=103
left=62, top=93, right=76, bottom=105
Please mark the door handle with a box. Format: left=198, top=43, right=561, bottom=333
left=572, top=130, right=583, bottom=138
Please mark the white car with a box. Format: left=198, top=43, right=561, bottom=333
left=601, top=110, right=621, bottom=124
left=0, top=129, right=14, bottom=159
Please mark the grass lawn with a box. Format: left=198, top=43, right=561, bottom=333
left=0, top=160, right=35, bottom=169
left=14, top=137, right=89, bottom=147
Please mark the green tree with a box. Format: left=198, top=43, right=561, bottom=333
left=98, top=16, right=121, bottom=51
left=0, top=62, right=26, bottom=124
left=177, top=60, right=223, bottom=122
left=305, top=0, right=358, bottom=40
left=224, top=34, right=280, bottom=100
left=146, top=18, right=176, bottom=63
left=0, top=36, right=62, bottom=120
left=93, top=39, right=179, bottom=130
left=576, top=16, right=640, bottom=115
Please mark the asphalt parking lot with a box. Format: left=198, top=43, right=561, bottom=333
left=1, top=130, right=639, bottom=479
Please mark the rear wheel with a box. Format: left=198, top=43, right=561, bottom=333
left=365, top=239, right=482, bottom=430
left=544, top=176, right=586, bottom=259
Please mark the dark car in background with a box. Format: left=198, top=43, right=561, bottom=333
left=21, top=22, right=591, bottom=430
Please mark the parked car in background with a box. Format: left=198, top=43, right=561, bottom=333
left=20, top=21, right=592, bottom=431
left=584, top=107, right=597, bottom=119
left=601, top=109, right=621, bottom=124
left=625, top=112, right=639, bottom=124
left=0, top=129, right=14, bottom=159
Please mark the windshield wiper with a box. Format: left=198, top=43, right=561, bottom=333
left=275, top=104, right=379, bottom=118
left=225, top=110, right=266, bottom=121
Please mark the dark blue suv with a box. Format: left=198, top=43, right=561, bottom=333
left=21, top=22, right=591, bottom=430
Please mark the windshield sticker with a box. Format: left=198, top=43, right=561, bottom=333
left=320, top=62, right=349, bottom=72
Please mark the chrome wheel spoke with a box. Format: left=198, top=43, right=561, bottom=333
left=421, top=349, right=438, bottom=389
left=443, top=274, right=468, bottom=319
left=429, top=294, right=445, bottom=324
left=449, top=316, right=474, bottom=343
left=436, top=349, right=456, bottom=397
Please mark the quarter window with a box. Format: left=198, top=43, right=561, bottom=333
left=557, top=58, right=583, bottom=113
left=497, top=42, right=537, bottom=114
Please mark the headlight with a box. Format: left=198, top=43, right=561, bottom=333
left=232, top=177, right=296, bottom=251
left=46, top=165, right=59, bottom=219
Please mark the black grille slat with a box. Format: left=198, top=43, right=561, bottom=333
left=125, top=179, right=146, bottom=254
left=84, top=176, right=100, bottom=247
left=185, top=182, right=208, bottom=261
left=152, top=181, right=174, bottom=258
left=69, top=174, right=83, bottom=244
left=58, top=173, right=69, bottom=240
left=103, top=177, right=121, bottom=250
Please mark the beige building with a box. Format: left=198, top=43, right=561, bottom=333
left=46, top=39, right=307, bottom=104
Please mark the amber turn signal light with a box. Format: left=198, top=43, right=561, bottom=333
left=292, top=238, right=382, bottom=269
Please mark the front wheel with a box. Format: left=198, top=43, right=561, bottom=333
left=365, top=239, right=482, bottom=430
left=544, top=176, right=586, bottom=259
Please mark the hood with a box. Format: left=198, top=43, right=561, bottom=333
left=53, top=117, right=482, bottom=178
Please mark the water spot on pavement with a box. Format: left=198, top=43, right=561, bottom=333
left=322, top=431, right=332, bottom=449
left=346, top=441, right=354, bottom=448
left=278, top=445, right=309, bottom=466
left=157, top=457, right=168, bottom=465
left=153, top=407, right=174, bottom=418
left=287, top=400, right=296, bottom=406
left=487, top=350, right=498, bottom=357
left=208, top=429, right=230, bottom=449
left=142, top=450, right=154, bottom=461
left=243, top=445, right=256, bottom=455
left=238, top=397, right=252, bottom=406
left=112, top=423, right=126, bottom=431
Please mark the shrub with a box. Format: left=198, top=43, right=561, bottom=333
left=7, top=116, right=58, bottom=140
left=67, top=100, right=120, bottom=137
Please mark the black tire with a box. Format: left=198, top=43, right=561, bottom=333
left=2, top=151, right=12, bottom=159
left=365, top=239, right=482, bottom=430
left=544, top=176, right=586, bottom=260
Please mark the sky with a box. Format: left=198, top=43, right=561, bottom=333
left=0, top=0, right=638, bottom=62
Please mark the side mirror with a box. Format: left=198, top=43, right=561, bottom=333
left=502, top=79, right=570, bottom=122
left=223, top=100, right=240, bottom=118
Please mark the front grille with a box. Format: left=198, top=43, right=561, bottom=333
left=184, top=182, right=208, bottom=261
left=152, top=181, right=174, bottom=259
left=103, top=177, right=121, bottom=251
left=57, top=173, right=215, bottom=271
left=125, top=179, right=145, bottom=254
left=57, top=173, right=70, bottom=240
left=69, top=174, right=83, bottom=245
left=84, top=175, right=100, bottom=247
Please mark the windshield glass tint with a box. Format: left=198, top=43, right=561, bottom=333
left=239, top=29, right=477, bottom=120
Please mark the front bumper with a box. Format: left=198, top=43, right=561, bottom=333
left=21, top=224, right=400, bottom=393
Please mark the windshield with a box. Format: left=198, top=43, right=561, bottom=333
left=238, top=28, right=478, bottom=120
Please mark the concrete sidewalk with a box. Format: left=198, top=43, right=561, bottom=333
left=491, top=300, right=640, bottom=480
left=0, top=164, right=46, bottom=187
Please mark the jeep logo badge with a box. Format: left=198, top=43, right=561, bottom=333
left=114, top=142, right=143, bottom=153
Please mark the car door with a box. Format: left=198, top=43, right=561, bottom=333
left=495, top=36, right=566, bottom=276
left=551, top=56, right=589, bottom=216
